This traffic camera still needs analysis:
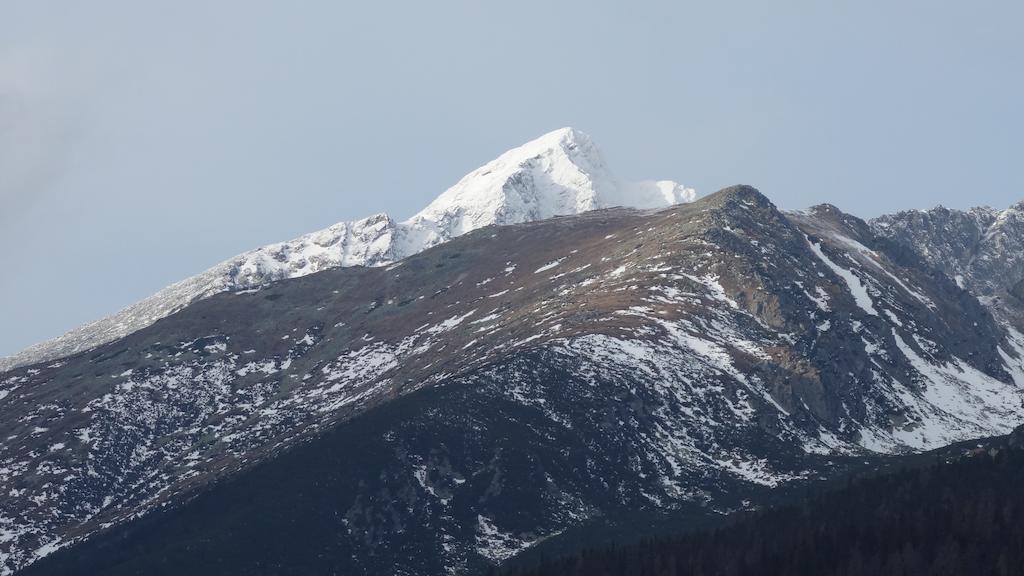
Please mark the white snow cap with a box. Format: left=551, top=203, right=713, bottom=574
left=415, top=127, right=693, bottom=231
left=1, top=127, right=695, bottom=371
left=400, top=127, right=694, bottom=253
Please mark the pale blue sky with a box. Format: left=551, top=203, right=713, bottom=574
left=2, top=1, right=1022, bottom=356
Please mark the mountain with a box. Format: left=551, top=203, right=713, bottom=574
left=5, top=182, right=1024, bottom=575
left=504, top=424, right=1024, bottom=576
left=0, top=128, right=695, bottom=373
left=871, top=203, right=1024, bottom=328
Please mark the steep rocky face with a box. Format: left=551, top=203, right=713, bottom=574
left=0, top=128, right=694, bottom=373
left=868, top=200, right=1024, bottom=332
left=870, top=206, right=997, bottom=287
left=871, top=202, right=1024, bottom=329
left=4, top=187, right=1023, bottom=575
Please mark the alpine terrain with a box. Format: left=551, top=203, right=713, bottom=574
left=0, top=128, right=694, bottom=373
left=2, top=129, right=1023, bottom=575
left=507, top=424, right=1024, bottom=576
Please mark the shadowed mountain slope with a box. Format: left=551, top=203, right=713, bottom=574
left=4, top=187, right=1024, bottom=574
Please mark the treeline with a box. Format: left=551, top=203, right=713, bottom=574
left=500, top=443, right=1024, bottom=576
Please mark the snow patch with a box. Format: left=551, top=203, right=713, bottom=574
left=806, top=236, right=878, bottom=316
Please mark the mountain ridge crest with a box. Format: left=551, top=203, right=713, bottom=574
left=0, top=128, right=694, bottom=372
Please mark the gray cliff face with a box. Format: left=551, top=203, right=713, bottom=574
left=870, top=206, right=997, bottom=287
left=5, top=186, right=1024, bottom=575
left=871, top=202, right=1024, bottom=328
left=868, top=201, right=1024, bottom=293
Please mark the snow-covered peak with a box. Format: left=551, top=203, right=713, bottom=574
left=413, top=127, right=611, bottom=230
left=1, top=128, right=695, bottom=372
left=403, top=127, right=694, bottom=252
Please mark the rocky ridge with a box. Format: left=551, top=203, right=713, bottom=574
left=0, top=128, right=694, bottom=373
left=4, top=186, right=1024, bottom=575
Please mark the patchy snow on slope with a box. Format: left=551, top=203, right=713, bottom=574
left=805, top=235, right=878, bottom=316
left=998, top=327, right=1024, bottom=387
left=534, top=258, right=566, bottom=274
left=714, top=455, right=803, bottom=488
left=795, top=281, right=831, bottom=313
left=832, top=234, right=934, bottom=308
left=475, top=515, right=537, bottom=563
left=887, top=330, right=1024, bottom=450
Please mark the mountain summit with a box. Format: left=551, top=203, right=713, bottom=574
left=407, top=127, right=694, bottom=244
left=0, top=128, right=694, bottom=372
